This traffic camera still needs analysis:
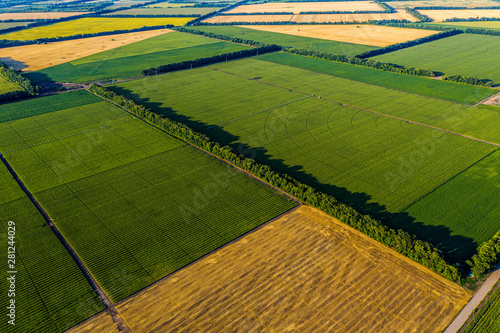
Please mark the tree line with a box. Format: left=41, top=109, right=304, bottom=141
left=356, top=29, right=462, bottom=58
left=87, top=83, right=462, bottom=283
left=141, top=44, right=280, bottom=76
left=467, top=232, right=500, bottom=278
left=194, top=19, right=411, bottom=26
left=0, top=62, right=38, bottom=102
left=464, top=27, right=500, bottom=36
left=444, top=17, right=500, bottom=22
left=0, top=25, right=174, bottom=49
left=377, top=22, right=455, bottom=31
left=218, top=12, right=294, bottom=15
left=442, top=74, right=493, bottom=87
left=405, top=8, right=431, bottom=22
left=414, top=6, right=500, bottom=10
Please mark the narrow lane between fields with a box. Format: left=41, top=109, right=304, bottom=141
left=444, top=266, right=500, bottom=333
left=207, top=66, right=500, bottom=148
left=0, top=153, right=132, bottom=333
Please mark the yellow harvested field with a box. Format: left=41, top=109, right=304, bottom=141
left=239, top=24, right=439, bottom=46
left=0, top=29, right=172, bottom=72
left=110, top=206, right=468, bottom=333
left=67, top=312, right=119, bottom=333
left=292, top=9, right=419, bottom=23
left=0, top=12, right=87, bottom=20
left=418, top=9, right=500, bottom=22
left=205, top=10, right=418, bottom=23
left=389, top=0, right=500, bottom=9
left=0, top=17, right=191, bottom=41
left=227, top=1, right=383, bottom=14
left=146, top=2, right=196, bottom=7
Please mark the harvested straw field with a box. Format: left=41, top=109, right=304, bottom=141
left=108, top=206, right=468, bottom=333
left=0, top=29, right=172, bottom=72
left=291, top=10, right=418, bottom=23
left=226, top=1, right=383, bottom=14
left=239, top=24, right=439, bottom=46
left=389, top=0, right=500, bottom=9
left=0, top=12, right=87, bottom=20
left=66, top=312, right=119, bottom=333
left=418, top=9, right=500, bottom=22
left=204, top=10, right=418, bottom=23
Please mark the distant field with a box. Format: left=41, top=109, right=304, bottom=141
left=462, top=281, right=500, bottom=333
left=105, top=0, right=151, bottom=9
left=184, top=25, right=377, bottom=55
left=111, top=206, right=468, bottom=333
left=389, top=149, right=500, bottom=261
left=0, top=17, right=192, bottom=40
left=105, top=6, right=221, bottom=15
left=257, top=52, right=495, bottom=103
left=0, top=21, right=33, bottom=29
left=0, top=161, right=104, bottom=333
left=418, top=9, right=500, bottom=22
left=0, top=74, right=23, bottom=94
left=0, top=12, right=87, bottom=20
left=240, top=24, right=439, bottom=46
left=0, top=90, right=296, bottom=302
left=437, top=20, right=500, bottom=30
left=112, top=59, right=500, bottom=260
left=26, top=31, right=250, bottom=82
left=389, top=0, right=500, bottom=8
left=372, top=33, right=500, bottom=83
left=226, top=1, right=383, bottom=14
left=204, top=9, right=418, bottom=23
left=0, top=29, right=172, bottom=72
left=145, top=2, right=197, bottom=7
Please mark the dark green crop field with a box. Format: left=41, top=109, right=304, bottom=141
left=256, top=52, right=496, bottom=104
left=183, top=25, right=377, bottom=56
left=26, top=31, right=250, bottom=83
left=111, top=59, right=500, bottom=261
left=372, top=33, right=500, bottom=84
left=0, top=90, right=295, bottom=302
left=0, top=162, right=104, bottom=333
left=462, top=280, right=500, bottom=333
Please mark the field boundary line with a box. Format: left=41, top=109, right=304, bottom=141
left=0, top=153, right=133, bottom=333
left=207, top=66, right=500, bottom=148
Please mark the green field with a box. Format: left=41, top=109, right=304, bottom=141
left=256, top=52, right=496, bottom=104
left=463, top=282, right=500, bottom=333
left=0, top=21, right=33, bottom=30
left=388, top=149, right=500, bottom=260
left=105, top=6, right=222, bottom=15
left=0, top=90, right=296, bottom=302
left=0, top=17, right=192, bottom=40
left=0, top=163, right=104, bottom=332
left=111, top=59, right=500, bottom=261
left=0, top=74, right=23, bottom=95
left=26, top=31, right=251, bottom=83
left=372, top=33, right=500, bottom=83
left=426, top=21, right=500, bottom=31
left=183, top=25, right=377, bottom=56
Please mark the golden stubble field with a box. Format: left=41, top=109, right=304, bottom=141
left=71, top=205, right=469, bottom=332
left=418, top=9, right=500, bottom=21
left=67, top=312, right=119, bottom=333
left=226, top=1, right=383, bottom=14
left=205, top=10, right=418, bottom=23
left=239, top=24, right=439, bottom=46
left=0, top=12, right=87, bottom=20
left=0, top=29, right=172, bottom=72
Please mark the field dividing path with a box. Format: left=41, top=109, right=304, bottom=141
left=0, top=153, right=132, bottom=333
left=444, top=267, right=500, bottom=333
left=207, top=66, right=500, bottom=148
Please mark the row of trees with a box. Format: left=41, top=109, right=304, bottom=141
left=377, top=22, right=455, bottom=31
left=414, top=6, right=500, bottom=10
left=0, top=25, right=174, bottom=49
left=442, top=74, right=493, bottom=87
left=464, top=27, right=500, bottom=36
left=142, top=44, right=280, bottom=75
left=284, top=47, right=437, bottom=76
left=218, top=12, right=294, bottom=15
left=0, top=62, right=38, bottom=102
left=356, top=29, right=462, bottom=58
left=444, top=17, right=500, bottom=22
left=195, top=19, right=411, bottom=26
left=87, top=83, right=461, bottom=282
left=405, top=8, right=431, bottom=22
left=467, top=232, right=500, bottom=278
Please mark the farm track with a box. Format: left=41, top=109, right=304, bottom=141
left=475, top=90, right=500, bottom=107
left=445, top=266, right=500, bottom=333
left=207, top=66, right=500, bottom=148
left=0, top=153, right=132, bottom=333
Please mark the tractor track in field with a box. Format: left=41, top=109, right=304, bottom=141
left=207, top=66, right=500, bottom=148
left=0, top=153, right=132, bottom=333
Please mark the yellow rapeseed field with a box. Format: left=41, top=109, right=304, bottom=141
left=68, top=205, right=470, bottom=333
left=0, top=17, right=192, bottom=40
